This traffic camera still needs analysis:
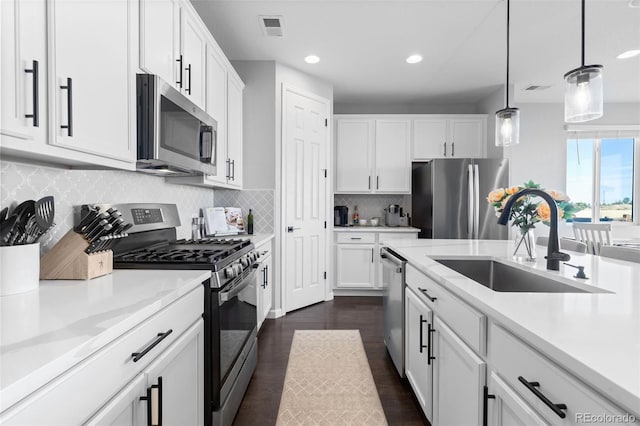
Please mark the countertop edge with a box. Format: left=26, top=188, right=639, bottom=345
left=333, top=226, right=420, bottom=233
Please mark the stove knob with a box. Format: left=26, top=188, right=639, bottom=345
left=225, top=266, right=237, bottom=279
left=236, top=264, right=243, bottom=275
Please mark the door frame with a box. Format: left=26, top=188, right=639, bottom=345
left=279, top=83, right=332, bottom=314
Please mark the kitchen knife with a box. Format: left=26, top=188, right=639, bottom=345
left=75, top=205, right=100, bottom=233
left=82, top=213, right=109, bottom=238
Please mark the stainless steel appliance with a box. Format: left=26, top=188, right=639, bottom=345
left=334, top=205, right=349, bottom=226
left=136, top=74, right=217, bottom=176
left=380, top=247, right=407, bottom=377
left=104, top=203, right=257, bottom=426
left=412, top=159, right=509, bottom=239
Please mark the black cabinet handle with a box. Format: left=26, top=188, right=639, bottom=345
left=427, top=323, right=435, bottom=365
left=418, top=287, right=437, bottom=302
left=483, top=385, right=496, bottom=426
left=24, top=60, right=39, bottom=127
left=262, top=266, right=267, bottom=288
left=139, top=386, right=152, bottom=426
left=518, top=376, right=567, bottom=418
left=376, top=176, right=379, bottom=190
left=231, top=160, right=235, bottom=181
left=157, top=376, right=163, bottom=426
left=140, top=378, right=162, bottom=426
left=186, top=64, right=192, bottom=95
left=131, top=329, right=173, bottom=362
left=452, top=142, right=455, bottom=157
left=443, top=142, right=447, bottom=156
left=368, top=176, right=371, bottom=190
left=419, top=315, right=427, bottom=353
left=176, top=55, right=183, bottom=88
left=265, top=265, right=268, bottom=287
left=226, top=158, right=231, bottom=179
left=60, top=78, right=73, bottom=136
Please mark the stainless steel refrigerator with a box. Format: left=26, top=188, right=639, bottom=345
left=412, top=159, right=509, bottom=239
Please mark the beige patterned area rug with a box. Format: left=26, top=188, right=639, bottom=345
left=276, top=330, right=388, bottom=425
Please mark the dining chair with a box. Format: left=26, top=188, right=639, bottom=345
left=599, top=245, right=640, bottom=263
left=572, top=223, right=612, bottom=255
left=536, top=236, right=588, bottom=253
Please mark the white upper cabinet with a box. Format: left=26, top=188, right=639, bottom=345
left=179, top=5, right=206, bottom=109
left=375, top=119, right=411, bottom=193
left=412, top=115, right=486, bottom=159
left=204, top=43, right=228, bottom=185
left=335, top=118, right=374, bottom=193
left=1, top=0, right=47, bottom=144
left=413, top=118, right=448, bottom=159
left=226, top=73, right=244, bottom=188
left=139, top=0, right=176, bottom=85
left=49, top=0, right=134, bottom=163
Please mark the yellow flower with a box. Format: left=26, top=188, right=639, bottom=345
left=487, top=188, right=506, bottom=203
left=547, top=190, right=569, bottom=202
left=537, top=202, right=551, bottom=221
left=505, top=186, right=521, bottom=195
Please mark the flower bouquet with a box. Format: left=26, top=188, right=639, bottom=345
left=487, top=180, right=576, bottom=260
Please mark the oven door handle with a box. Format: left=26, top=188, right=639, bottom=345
left=219, top=267, right=258, bottom=305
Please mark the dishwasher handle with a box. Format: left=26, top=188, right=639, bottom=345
left=380, top=247, right=406, bottom=269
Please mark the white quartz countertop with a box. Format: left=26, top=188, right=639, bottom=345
left=247, top=233, right=274, bottom=247
left=382, top=239, right=640, bottom=415
left=334, top=226, right=420, bottom=233
left=0, top=269, right=209, bottom=411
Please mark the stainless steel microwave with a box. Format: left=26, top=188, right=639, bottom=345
left=136, top=74, right=217, bottom=176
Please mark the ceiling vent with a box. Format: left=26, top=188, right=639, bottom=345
left=523, top=85, right=552, bottom=91
left=259, top=15, right=284, bottom=37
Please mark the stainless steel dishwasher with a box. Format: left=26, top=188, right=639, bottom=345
left=380, top=246, right=407, bottom=377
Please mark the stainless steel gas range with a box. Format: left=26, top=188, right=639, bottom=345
left=95, top=203, right=258, bottom=426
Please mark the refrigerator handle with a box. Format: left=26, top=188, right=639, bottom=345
left=467, top=164, right=474, bottom=238
left=474, top=164, right=480, bottom=239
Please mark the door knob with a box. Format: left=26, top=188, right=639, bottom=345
left=287, top=226, right=301, bottom=233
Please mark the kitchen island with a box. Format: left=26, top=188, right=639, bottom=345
left=381, top=238, right=640, bottom=425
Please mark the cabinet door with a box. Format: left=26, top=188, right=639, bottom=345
left=139, top=0, right=176, bottom=85
left=335, top=119, right=374, bottom=193
left=180, top=6, right=206, bottom=109
left=433, top=316, right=486, bottom=426
left=375, top=120, right=411, bottom=193
left=449, top=118, right=485, bottom=158
left=50, top=0, right=133, bottom=162
left=84, top=374, right=146, bottom=426
left=205, top=43, right=228, bottom=184
left=486, top=371, right=548, bottom=426
left=1, top=0, right=47, bottom=143
left=144, top=320, right=204, bottom=426
left=413, top=118, right=448, bottom=159
left=335, top=244, right=376, bottom=288
left=226, top=73, right=244, bottom=188
left=405, top=288, right=434, bottom=420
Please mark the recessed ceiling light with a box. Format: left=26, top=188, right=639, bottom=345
left=406, top=54, right=423, bottom=64
left=617, top=49, right=640, bottom=59
left=629, top=0, right=640, bottom=8
left=304, top=55, right=320, bottom=64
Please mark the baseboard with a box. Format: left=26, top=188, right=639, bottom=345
left=268, top=308, right=285, bottom=319
left=325, top=292, right=334, bottom=301
left=333, top=289, right=384, bottom=297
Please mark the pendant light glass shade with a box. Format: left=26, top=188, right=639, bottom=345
left=495, top=0, right=519, bottom=147
left=564, top=65, right=603, bottom=122
left=495, top=107, right=520, bottom=147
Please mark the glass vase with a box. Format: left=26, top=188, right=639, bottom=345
left=513, top=227, right=536, bottom=261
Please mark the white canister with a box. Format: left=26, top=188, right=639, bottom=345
left=0, top=243, right=40, bottom=296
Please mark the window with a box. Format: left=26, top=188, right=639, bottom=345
left=566, top=135, right=638, bottom=223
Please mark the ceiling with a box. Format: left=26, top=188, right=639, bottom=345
left=191, top=0, right=640, bottom=105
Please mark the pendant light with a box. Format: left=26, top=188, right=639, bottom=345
left=495, top=0, right=520, bottom=147
left=564, top=0, right=603, bottom=123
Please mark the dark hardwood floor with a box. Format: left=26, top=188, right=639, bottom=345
left=233, top=297, right=428, bottom=425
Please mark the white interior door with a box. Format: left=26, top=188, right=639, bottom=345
left=283, top=87, right=329, bottom=312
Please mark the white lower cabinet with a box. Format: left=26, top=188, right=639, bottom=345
left=405, top=287, right=433, bottom=420
left=432, top=316, right=486, bottom=426
left=486, top=371, right=548, bottom=426
left=257, top=251, right=273, bottom=330
left=336, top=244, right=376, bottom=288
left=85, top=374, right=147, bottom=426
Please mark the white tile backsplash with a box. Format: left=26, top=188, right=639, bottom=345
left=333, top=194, right=410, bottom=223
left=214, top=189, right=275, bottom=234
left=1, top=160, right=214, bottom=252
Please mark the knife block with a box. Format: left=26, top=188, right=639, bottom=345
left=40, top=230, right=113, bottom=280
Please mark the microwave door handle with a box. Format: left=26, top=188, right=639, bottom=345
left=200, top=126, right=213, bottom=163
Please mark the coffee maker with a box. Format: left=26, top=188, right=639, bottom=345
left=385, top=204, right=409, bottom=227
left=334, top=206, right=349, bottom=226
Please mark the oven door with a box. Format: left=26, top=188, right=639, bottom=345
left=212, top=266, right=258, bottom=408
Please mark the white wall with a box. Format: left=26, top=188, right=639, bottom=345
left=334, top=102, right=478, bottom=115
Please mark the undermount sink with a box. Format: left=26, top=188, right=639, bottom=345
left=433, top=259, right=606, bottom=294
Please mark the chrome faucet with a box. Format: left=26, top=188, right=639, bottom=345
left=497, top=188, right=570, bottom=270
